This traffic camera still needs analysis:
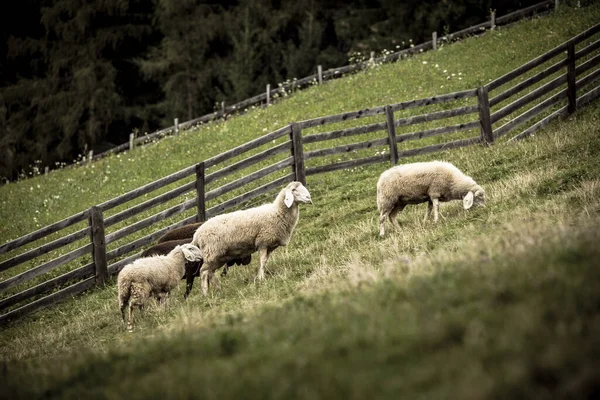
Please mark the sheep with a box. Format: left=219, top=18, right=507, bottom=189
left=377, top=160, right=485, bottom=236
left=191, top=181, right=312, bottom=296
left=157, top=222, right=203, bottom=243
left=118, top=243, right=203, bottom=331
left=140, top=239, right=251, bottom=298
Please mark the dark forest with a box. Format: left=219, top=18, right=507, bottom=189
left=0, top=0, right=539, bottom=181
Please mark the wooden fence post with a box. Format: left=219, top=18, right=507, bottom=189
left=290, top=123, right=306, bottom=185
left=88, top=206, right=107, bottom=285
left=567, top=40, right=577, bottom=114
left=174, top=118, right=179, bottom=134
left=195, top=162, right=206, bottom=222
left=221, top=101, right=226, bottom=115
left=266, top=84, right=271, bottom=105
left=385, top=106, right=399, bottom=165
left=129, top=133, right=135, bottom=151
left=432, top=31, right=437, bottom=50
left=555, top=0, right=559, bottom=10
left=318, top=65, right=323, bottom=84
left=44, top=166, right=49, bottom=175
left=477, top=86, right=494, bottom=144
left=88, top=150, right=93, bottom=163
left=491, top=10, right=496, bottom=30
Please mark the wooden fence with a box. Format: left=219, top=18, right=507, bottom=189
left=33, top=0, right=558, bottom=173
left=1, top=20, right=599, bottom=325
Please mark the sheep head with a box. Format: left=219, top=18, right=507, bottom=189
left=179, top=244, right=203, bottom=262
left=284, top=181, right=312, bottom=208
left=463, top=187, right=485, bottom=210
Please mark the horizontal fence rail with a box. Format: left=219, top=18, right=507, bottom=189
left=2, top=17, right=599, bottom=325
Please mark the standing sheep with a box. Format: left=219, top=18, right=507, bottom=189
left=191, top=181, right=312, bottom=296
left=140, top=239, right=251, bottom=298
left=377, top=161, right=485, bottom=236
left=118, top=243, right=203, bottom=331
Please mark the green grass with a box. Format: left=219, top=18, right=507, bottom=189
left=1, top=3, right=600, bottom=399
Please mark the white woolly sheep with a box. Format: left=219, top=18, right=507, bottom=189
left=191, top=181, right=312, bottom=296
left=377, top=160, right=485, bottom=236
left=118, top=243, right=203, bottom=331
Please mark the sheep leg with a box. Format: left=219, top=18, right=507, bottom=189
left=432, top=198, right=440, bottom=222
left=388, top=204, right=405, bottom=232
left=200, top=267, right=210, bottom=296
left=424, top=201, right=433, bottom=222
left=257, top=247, right=270, bottom=281
left=127, top=305, right=134, bottom=332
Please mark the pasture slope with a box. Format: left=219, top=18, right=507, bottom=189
left=1, top=3, right=600, bottom=399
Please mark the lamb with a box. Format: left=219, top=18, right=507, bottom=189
left=157, top=222, right=203, bottom=243
left=377, top=160, right=485, bottom=236
left=191, top=181, right=312, bottom=296
left=140, top=239, right=251, bottom=298
left=118, top=243, right=203, bottom=331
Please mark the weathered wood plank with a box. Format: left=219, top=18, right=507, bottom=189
left=575, top=38, right=600, bottom=61
left=196, top=163, right=206, bottom=223
left=488, top=22, right=600, bottom=92
left=97, top=165, right=196, bottom=213
left=304, top=138, right=389, bottom=160
left=205, top=157, right=294, bottom=202
left=204, top=125, right=291, bottom=169
left=390, top=89, right=478, bottom=113
left=493, top=88, right=568, bottom=139
left=487, top=44, right=567, bottom=91
left=290, top=123, right=307, bottom=185
left=396, top=121, right=479, bottom=143
left=394, top=105, right=478, bottom=128
left=104, top=198, right=197, bottom=247
left=0, top=244, right=92, bottom=293
left=576, top=66, right=600, bottom=90
left=205, top=141, right=292, bottom=185
left=103, top=181, right=195, bottom=228
left=88, top=206, right=107, bottom=285
left=385, top=106, right=399, bottom=165
left=567, top=41, right=577, bottom=114
left=491, top=73, right=567, bottom=123
left=0, top=210, right=89, bottom=256
left=477, top=87, right=494, bottom=144
left=398, top=137, right=482, bottom=159
left=0, top=264, right=93, bottom=312
left=489, top=58, right=568, bottom=107
left=299, top=107, right=387, bottom=129
left=575, top=53, right=600, bottom=77
left=302, top=122, right=387, bottom=145
left=207, top=174, right=295, bottom=218
left=509, top=105, right=568, bottom=142
left=0, top=277, right=95, bottom=325
left=107, top=252, right=142, bottom=276
left=576, top=83, right=600, bottom=108
left=305, top=154, right=388, bottom=176
left=0, top=227, right=89, bottom=273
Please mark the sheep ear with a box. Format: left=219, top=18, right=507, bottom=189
left=284, top=189, right=294, bottom=208
left=463, top=191, right=474, bottom=210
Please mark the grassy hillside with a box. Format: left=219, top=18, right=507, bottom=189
left=1, top=3, right=600, bottom=399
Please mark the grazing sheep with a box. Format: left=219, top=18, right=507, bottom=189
left=377, top=161, right=485, bottom=236
left=157, top=222, right=203, bottom=243
left=118, top=243, right=202, bottom=331
left=192, top=181, right=312, bottom=296
left=140, top=239, right=251, bottom=298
